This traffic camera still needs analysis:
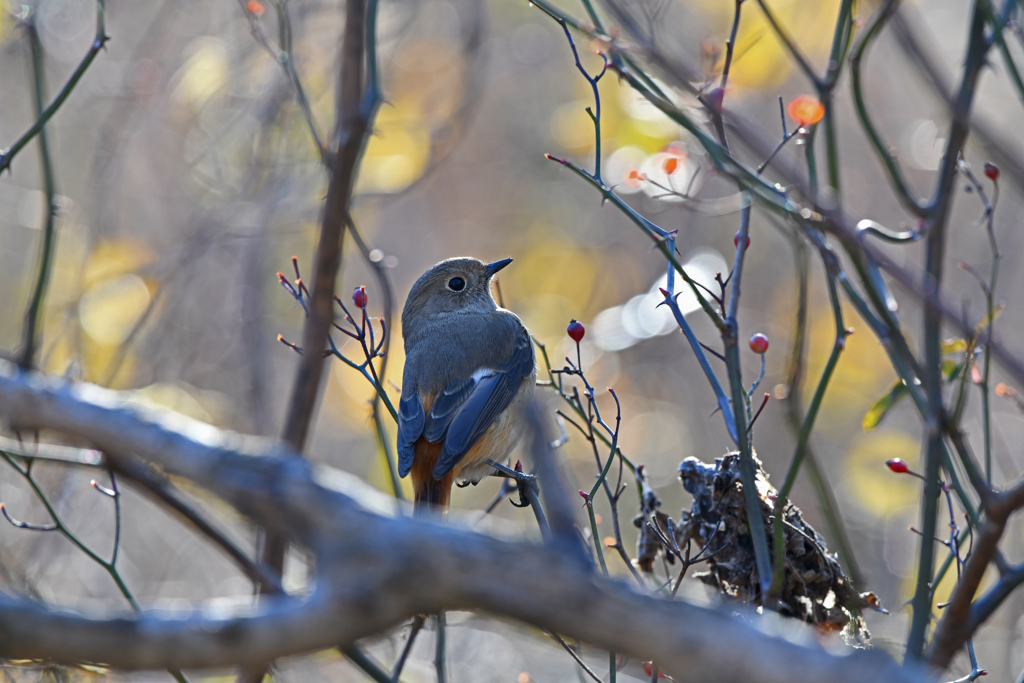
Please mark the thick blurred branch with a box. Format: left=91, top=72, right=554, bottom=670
left=110, top=454, right=284, bottom=594
left=265, top=0, right=380, bottom=594
left=281, top=0, right=375, bottom=459
left=0, top=362, right=932, bottom=683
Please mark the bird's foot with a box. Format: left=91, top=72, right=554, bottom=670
left=486, top=459, right=537, bottom=508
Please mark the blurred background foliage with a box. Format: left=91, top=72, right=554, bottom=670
left=2, top=0, right=1024, bottom=679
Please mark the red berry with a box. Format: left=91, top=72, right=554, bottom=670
left=984, top=162, right=999, bottom=181
left=886, top=458, right=909, bottom=474
left=567, top=319, right=585, bottom=343
left=749, top=333, right=769, bottom=354
left=353, top=286, right=368, bottom=309
left=642, top=662, right=666, bottom=678
left=734, top=232, right=750, bottom=250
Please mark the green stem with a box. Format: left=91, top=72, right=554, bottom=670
left=983, top=257, right=998, bottom=483
left=770, top=271, right=848, bottom=597
left=274, top=0, right=327, bottom=159
left=719, top=201, right=773, bottom=598
left=579, top=0, right=603, bottom=30
left=341, top=646, right=392, bottom=683
left=754, top=0, right=822, bottom=86
left=804, top=122, right=820, bottom=197
left=909, top=0, right=989, bottom=659
left=823, top=0, right=856, bottom=88
left=346, top=219, right=402, bottom=499
left=836, top=254, right=981, bottom=530
left=2, top=453, right=191, bottom=682
left=585, top=499, right=609, bottom=574
left=18, top=22, right=59, bottom=370
left=588, top=391, right=621, bottom=499
left=725, top=334, right=773, bottom=598
left=0, top=1, right=108, bottom=175
left=929, top=524, right=973, bottom=604
left=549, top=158, right=723, bottom=327
left=329, top=337, right=399, bottom=421
left=2, top=452, right=140, bottom=610
left=660, top=293, right=737, bottom=441
left=821, top=95, right=840, bottom=200
left=849, top=0, right=927, bottom=217
left=983, top=1, right=1024, bottom=109
left=803, top=452, right=862, bottom=584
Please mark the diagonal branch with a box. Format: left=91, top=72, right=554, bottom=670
left=0, top=363, right=932, bottom=683
left=927, top=477, right=1024, bottom=666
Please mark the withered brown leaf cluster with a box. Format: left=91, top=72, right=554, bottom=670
left=637, top=453, right=884, bottom=644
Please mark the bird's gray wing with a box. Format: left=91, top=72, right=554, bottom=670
left=426, top=328, right=534, bottom=479
left=397, top=388, right=425, bottom=478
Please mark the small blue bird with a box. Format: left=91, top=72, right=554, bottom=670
left=397, top=257, right=536, bottom=511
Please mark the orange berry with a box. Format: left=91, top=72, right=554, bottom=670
left=787, top=95, right=825, bottom=126
left=663, top=156, right=679, bottom=174
left=624, top=168, right=645, bottom=188
left=246, top=0, right=265, bottom=15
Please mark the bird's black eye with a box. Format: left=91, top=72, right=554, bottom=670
left=447, top=277, right=466, bottom=292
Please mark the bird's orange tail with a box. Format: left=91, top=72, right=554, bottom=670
left=411, top=440, right=454, bottom=513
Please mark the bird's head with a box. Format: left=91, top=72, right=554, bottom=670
left=402, top=257, right=512, bottom=336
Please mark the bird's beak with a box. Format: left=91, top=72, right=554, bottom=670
left=484, top=257, right=513, bottom=278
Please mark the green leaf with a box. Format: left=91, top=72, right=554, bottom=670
left=941, top=359, right=964, bottom=381
left=940, top=338, right=967, bottom=354
left=974, top=302, right=1005, bottom=337
left=863, top=381, right=908, bottom=430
